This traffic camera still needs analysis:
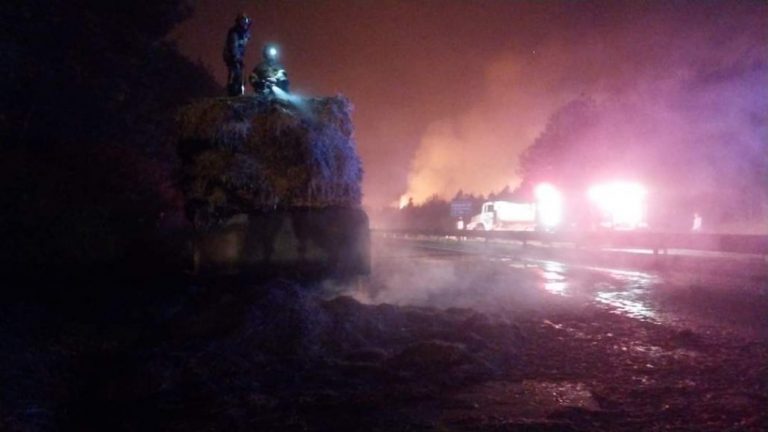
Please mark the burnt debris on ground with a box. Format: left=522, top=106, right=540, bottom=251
left=1, top=271, right=765, bottom=431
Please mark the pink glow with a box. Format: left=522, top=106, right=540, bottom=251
left=535, top=183, right=563, bottom=228
left=588, top=182, right=647, bottom=230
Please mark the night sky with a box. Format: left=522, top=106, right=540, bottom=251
left=173, top=1, right=767, bottom=209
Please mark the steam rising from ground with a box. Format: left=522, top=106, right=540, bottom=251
left=340, top=238, right=768, bottom=329
left=345, top=241, right=575, bottom=315
left=399, top=3, right=768, bottom=216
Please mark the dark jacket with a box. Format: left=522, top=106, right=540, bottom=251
left=223, top=26, right=249, bottom=65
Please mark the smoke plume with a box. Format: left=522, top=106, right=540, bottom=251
left=399, top=2, right=767, bottom=228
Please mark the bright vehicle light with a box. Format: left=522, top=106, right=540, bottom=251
left=495, top=201, right=536, bottom=222
left=535, top=183, right=562, bottom=228
left=588, top=182, right=647, bottom=229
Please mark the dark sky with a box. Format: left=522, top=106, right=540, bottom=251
left=173, top=1, right=767, bottom=209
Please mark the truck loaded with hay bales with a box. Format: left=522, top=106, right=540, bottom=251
left=176, top=95, right=369, bottom=277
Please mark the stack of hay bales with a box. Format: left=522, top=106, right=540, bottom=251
left=177, top=96, right=369, bottom=277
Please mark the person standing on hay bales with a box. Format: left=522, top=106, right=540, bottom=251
left=223, top=13, right=252, bottom=96
left=250, top=44, right=290, bottom=97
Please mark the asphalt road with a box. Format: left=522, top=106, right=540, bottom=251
left=336, top=235, right=768, bottom=430
left=366, top=236, right=768, bottom=340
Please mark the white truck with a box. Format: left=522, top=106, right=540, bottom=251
left=465, top=201, right=538, bottom=231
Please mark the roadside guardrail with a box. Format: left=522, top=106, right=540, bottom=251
left=373, top=229, right=768, bottom=257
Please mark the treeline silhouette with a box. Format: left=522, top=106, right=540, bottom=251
left=373, top=187, right=526, bottom=231
left=0, top=1, right=220, bottom=278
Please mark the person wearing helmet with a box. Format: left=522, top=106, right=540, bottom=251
left=223, top=13, right=252, bottom=96
left=249, top=44, right=290, bottom=96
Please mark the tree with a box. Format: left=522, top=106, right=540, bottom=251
left=518, top=96, right=598, bottom=188
left=0, top=1, right=220, bottom=270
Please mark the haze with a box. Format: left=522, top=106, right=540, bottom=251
left=173, top=0, right=767, bottom=214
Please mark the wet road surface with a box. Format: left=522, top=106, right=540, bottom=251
left=367, top=236, right=767, bottom=339
left=353, top=236, right=768, bottom=430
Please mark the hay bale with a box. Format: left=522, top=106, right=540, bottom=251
left=177, top=96, right=369, bottom=277
left=192, top=208, right=370, bottom=277
left=177, top=96, right=362, bottom=223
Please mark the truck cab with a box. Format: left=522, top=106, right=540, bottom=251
left=465, top=201, right=537, bottom=231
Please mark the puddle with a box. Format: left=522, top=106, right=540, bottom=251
left=527, top=260, right=661, bottom=323
left=589, top=268, right=660, bottom=323
left=523, top=381, right=599, bottom=410
left=596, top=288, right=658, bottom=322
left=533, top=261, right=570, bottom=296
left=619, top=341, right=699, bottom=360
left=445, top=380, right=600, bottom=422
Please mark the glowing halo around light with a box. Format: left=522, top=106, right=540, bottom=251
left=588, top=182, right=647, bottom=229
left=534, top=183, right=562, bottom=228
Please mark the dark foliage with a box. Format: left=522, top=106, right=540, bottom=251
left=373, top=188, right=531, bottom=231
left=518, top=97, right=599, bottom=191
left=376, top=195, right=455, bottom=231
left=0, top=0, right=219, bottom=273
left=517, top=88, right=768, bottom=231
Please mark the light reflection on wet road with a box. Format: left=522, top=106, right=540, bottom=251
left=537, top=261, right=568, bottom=297
left=372, top=238, right=767, bottom=337
left=528, top=259, right=660, bottom=322
left=595, top=289, right=657, bottom=322
left=372, top=241, right=667, bottom=324
left=369, top=237, right=768, bottom=428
